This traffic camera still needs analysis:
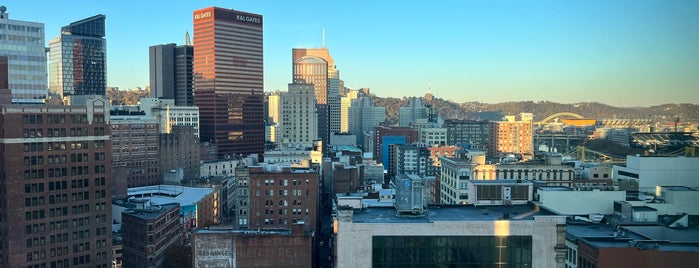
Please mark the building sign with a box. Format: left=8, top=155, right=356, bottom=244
left=194, top=11, right=212, bottom=20
left=194, top=235, right=235, bottom=268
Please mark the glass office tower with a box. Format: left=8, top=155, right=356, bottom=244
left=49, top=15, right=106, bottom=100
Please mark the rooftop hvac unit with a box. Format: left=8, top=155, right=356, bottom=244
left=395, top=174, right=425, bottom=215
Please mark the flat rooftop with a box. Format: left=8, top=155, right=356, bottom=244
left=123, top=202, right=179, bottom=220
left=128, top=185, right=214, bottom=206
left=567, top=223, right=699, bottom=251
left=351, top=203, right=555, bottom=224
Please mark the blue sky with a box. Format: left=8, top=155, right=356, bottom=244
left=5, top=0, right=698, bottom=106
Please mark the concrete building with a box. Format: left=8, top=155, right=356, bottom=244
left=398, top=97, right=428, bottom=127
left=292, top=47, right=342, bottom=153
left=489, top=115, right=533, bottom=158
left=230, top=166, right=319, bottom=232
left=388, top=144, right=434, bottom=180
left=200, top=158, right=239, bottom=179
left=121, top=202, right=181, bottom=268
left=110, top=111, right=161, bottom=188
left=334, top=204, right=566, bottom=268
left=0, top=8, right=47, bottom=103
left=444, top=119, right=490, bottom=150
left=348, top=97, right=385, bottom=148
left=193, top=7, right=264, bottom=159
left=149, top=42, right=194, bottom=106
left=613, top=155, right=699, bottom=194
left=127, top=185, right=218, bottom=232
left=0, top=96, right=113, bottom=267
left=160, top=125, right=200, bottom=181
left=332, top=163, right=360, bottom=196
left=140, top=98, right=200, bottom=138
left=279, top=83, right=317, bottom=148
left=419, top=126, right=447, bottom=146
left=536, top=187, right=626, bottom=215
left=265, top=92, right=281, bottom=142
left=192, top=224, right=313, bottom=268
left=340, top=91, right=358, bottom=133
left=49, top=15, right=106, bottom=100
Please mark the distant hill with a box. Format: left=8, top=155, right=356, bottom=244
left=371, top=95, right=699, bottom=124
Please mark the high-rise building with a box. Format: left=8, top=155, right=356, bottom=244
left=149, top=42, right=194, bottom=106
left=488, top=115, right=533, bottom=158
left=0, top=8, right=48, bottom=103
left=373, top=126, right=418, bottom=166
left=340, top=93, right=358, bottom=133
left=0, top=97, right=113, bottom=267
left=398, top=97, right=428, bottom=127
left=49, top=15, right=106, bottom=100
left=348, top=97, right=385, bottom=148
left=444, top=119, right=490, bottom=150
left=193, top=7, right=264, bottom=159
left=280, top=83, right=317, bottom=148
left=292, top=47, right=342, bottom=152
left=265, top=92, right=281, bottom=143
left=109, top=111, right=161, bottom=188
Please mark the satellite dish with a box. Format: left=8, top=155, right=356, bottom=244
left=0, top=6, right=6, bottom=13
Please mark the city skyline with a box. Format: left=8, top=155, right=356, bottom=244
left=5, top=0, right=698, bottom=107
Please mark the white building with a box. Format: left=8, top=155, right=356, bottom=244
left=335, top=205, right=566, bottom=268
left=0, top=9, right=47, bottom=103
left=280, top=83, right=317, bottom=148
left=613, top=155, right=699, bottom=193
left=200, top=159, right=239, bottom=179
left=140, top=98, right=200, bottom=137
left=419, top=127, right=447, bottom=146
left=398, top=97, right=427, bottom=127
left=348, top=97, right=385, bottom=147
left=537, top=187, right=626, bottom=215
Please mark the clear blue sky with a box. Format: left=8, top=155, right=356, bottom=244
left=5, top=0, right=698, bottom=106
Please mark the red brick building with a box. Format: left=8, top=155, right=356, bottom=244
left=192, top=224, right=313, bottom=268
left=122, top=202, right=181, bottom=268
left=232, top=166, right=319, bottom=233
left=0, top=97, right=113, bottom=267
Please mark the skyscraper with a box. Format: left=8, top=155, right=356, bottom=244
left=149, top=41, right=194, bottom=106
left=49, top=15, right=106, bottom=101
left=399, top=97, right=428, bottom=127
left=0, top=8, right=48, bottom=103
left=280, top=83, right=318, bottom=148
left=292, top=47, right=342, bottom=152
left=348, top=97, right=385, bottom=148
left=193, top=7, right=264, bottom=159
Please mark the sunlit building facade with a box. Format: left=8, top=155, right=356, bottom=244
left=193, top=7, right=264, bottom=159
left=0, top=10, right=47, bottom=103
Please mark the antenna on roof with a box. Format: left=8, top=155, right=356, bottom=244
left=322, top=27, right=326, bottom=48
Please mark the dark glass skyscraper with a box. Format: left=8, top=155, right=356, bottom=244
left=49, top=15, right=106, bottom=99
left=149, top=43, right=194, bottom=106
left=193, top=7, right=264, bottom=159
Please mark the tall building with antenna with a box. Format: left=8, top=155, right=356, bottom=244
left=292, top=30, right=342, bottom=152
left=193, top=7, right=264, bottom=159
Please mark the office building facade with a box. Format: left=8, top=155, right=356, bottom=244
left=280, top=83, right=317, bottom=148
left=0, top=9, right=47, bottom=103
left=0, top=97, right=113, bottom=267
left=193, top=7, right=264, bottom=159
left=348, top=97, right=385, bottom=148
left=49, top=15, right=106, bottom=99
left=149, top=43, right=194, bottom=106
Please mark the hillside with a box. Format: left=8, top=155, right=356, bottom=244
left=371, top=96, right=699, bottom=124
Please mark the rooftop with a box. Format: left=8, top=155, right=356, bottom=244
left=351, top=203, right=554, bottom=224
left=123, top=202, right=179, bottom=220
left=128, top=185, right=214, bottom=206
left=567, top=222, right=699, bottom=251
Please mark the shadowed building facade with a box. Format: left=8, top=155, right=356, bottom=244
left=193, top=7, right=264, bottom=159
